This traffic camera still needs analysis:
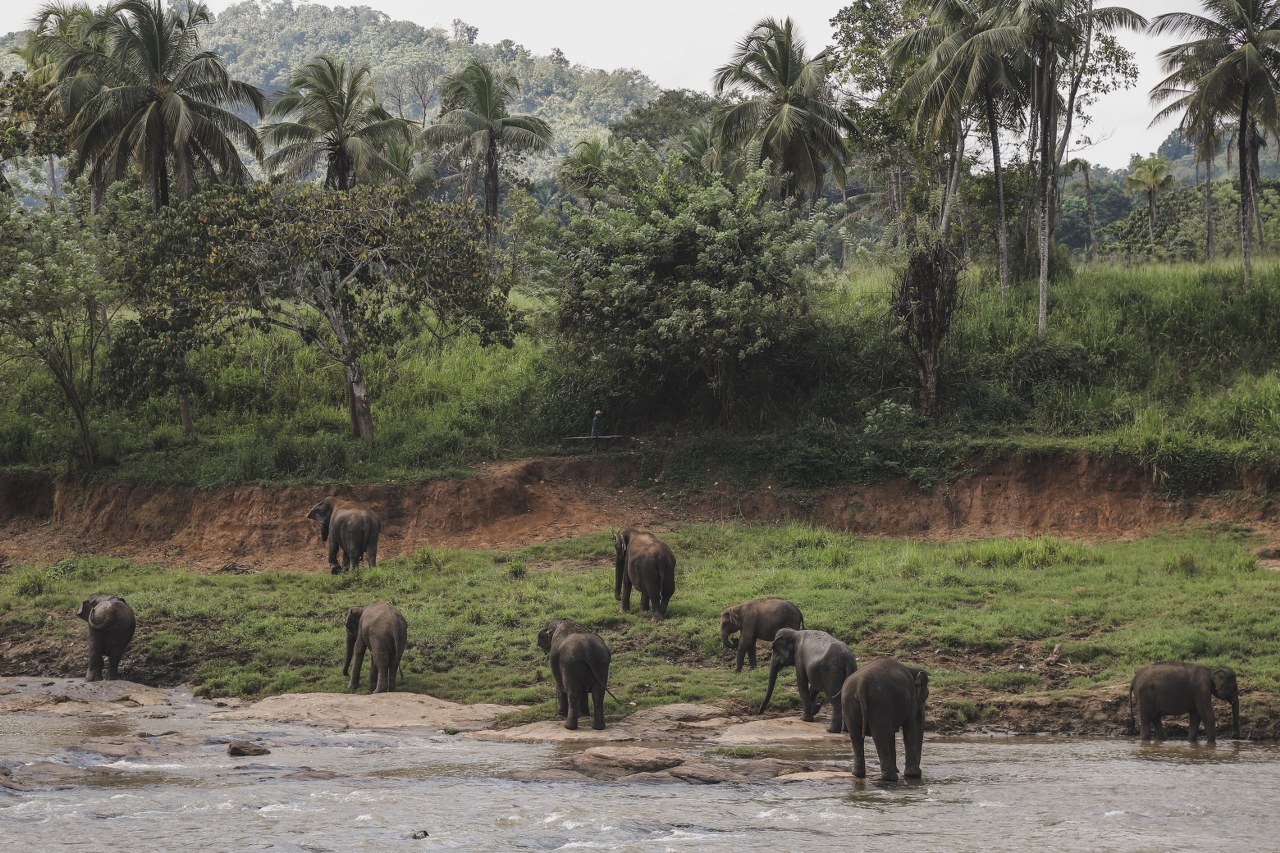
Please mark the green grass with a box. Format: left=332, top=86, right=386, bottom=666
left=4, top=525, right=1277, bottom=724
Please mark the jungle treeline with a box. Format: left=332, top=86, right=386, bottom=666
left=1, top=0, right=1279, bottom=492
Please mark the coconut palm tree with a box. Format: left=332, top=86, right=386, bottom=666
left=712, top=16, right=851, bottom=203
left=424, top=58, right=553, bottom=249
left=557, top=136, right=610, bottom=212
left=1150, top=0, right=1280, bottom=286
left=36, top=0, right=264, bottom=212
left=260, top=55, right=410, bottom=190
left=888, top=0, right=1028, bottom=297
left=1125, top=155, right=1175, bottom=242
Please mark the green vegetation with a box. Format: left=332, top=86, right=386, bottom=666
left=3, top=526, right=1275, bottom=722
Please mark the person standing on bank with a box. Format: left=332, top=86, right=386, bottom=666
left=591, top=410, right=603, bottom=438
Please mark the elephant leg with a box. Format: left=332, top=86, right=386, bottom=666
left=348, top=638, right=367, bottom=692
left=551, top=661, right=568, bottom=719
left=1198, top=700, right=1217, bottom=744
left=848, top=702, right=867, bottom=778
left=565, top=679, right=582, bottom=730
left=106, top=651, right=121, bottom=681
left=872, top=726, right=899, bottom=782
left=1138, top=707, right=1153, bottom=741
left=797, top=671, right=814, bottom=722
left=86, top=637, right=104, bottom=682
left=827, top=689, right=844, bottom=734
left=737, top=631, right=754, bottom=673
left=747, top=641, right=758, bottom=671
left=1188, top=709, right=1201, bottom=744
left=1153, top=715, right=1167, bottom=741
left=620, top=578, right=633, bottom=612
left=734, top=643, right=746, bottom=673
left=903, top=718, right=924, bottom=778
left=328, top=537, right=342, bottom=573
left=591, top=681, right=606, bottom=730
left=367, top=541, right=377, bottom=568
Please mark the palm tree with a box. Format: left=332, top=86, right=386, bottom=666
left=712, top=16, right=851, bottom=203
left=1150, top=1, right=1280, bottom=286
left=37, top=0, right=264, bottom=212
left=424, top=58, right=553, bottom=249
left=558, top=137, right=610, bottom=212
left=1065, top=157, right=1099, bottom=259
left=260, top=55, right=410, bottom=190
left=1125, top=155, right=1175, bottom=243
left=888, top=0, right=1027, bottom=297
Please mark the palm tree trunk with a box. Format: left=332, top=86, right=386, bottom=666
left=1204, top=159, right=1214, bottom=262
left=1082, top=163, right=1097, bottom=261
left=1240, top=94, right=1253, bottom=288
left=179, top=392, right=196, bottom=441
left=484, top=139, right=501, bottom=251
left=939, top=127, right=966, bottom=239
left=1148, top=188, right=1155, bottom=243
left=985, top=92, right=1009, bottom=299
left=1037, top=40, right=1055, bottom=339
left=1250, top=127, right=1265, bottom=256
left=46, top=153, right=58, bottom=213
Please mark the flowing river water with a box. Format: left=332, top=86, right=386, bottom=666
left=3, top=691, right=1278, bottom=852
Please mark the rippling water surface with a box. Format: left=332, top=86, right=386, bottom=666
left=3, top=708, right=1278, bottom=852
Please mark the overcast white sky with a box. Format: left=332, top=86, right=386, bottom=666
left=2, top=0, right=1195, bottom=169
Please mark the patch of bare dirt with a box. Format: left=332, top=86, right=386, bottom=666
left=2, top=451, right=1278, bottom=574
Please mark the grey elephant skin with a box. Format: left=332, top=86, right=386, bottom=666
left=758, top=627, right=858, bottom=733
left=308, top=497, right=381, bottom=574
left=613, top=528, right=676, bottom=620
left=344, top=601, right=407, bottom=693
left=721, top=597, right=804, bottom=672
left=1129, top=661, right=1240, bottom=743
left=538, top=618, right=611, bottom=730
left=841, top=657, right=929, bottom=781
left=76, top=594, right=136, bottom=682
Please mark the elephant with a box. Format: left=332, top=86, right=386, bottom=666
left=76, top=594, right=136, bottom=682
left=758, top=627, right=858, bottom=733
left=613, top=528, right=676, bottom=620
left=344, top=601, right=407, bottom=693
left=307, top=497, right=380, bottom=574
left=721, top=597, right=804, bottom=672
left=538, top=618, right=611, bottom=730
left=1129, top=661, right=1241, bottom=744
left=841, top=657, right=929, bottom=781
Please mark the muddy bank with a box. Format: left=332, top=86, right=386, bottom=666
left=2, top=452, right=1279, bottom=574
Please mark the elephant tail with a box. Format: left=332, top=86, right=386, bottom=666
left=1127, top=683, right=1136, bottom=736
left=586, top=658, right=617, bottom=704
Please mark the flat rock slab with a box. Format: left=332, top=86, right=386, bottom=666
left=506, top=745, right=847, bottom=785
left=714, top=717, right=849, bottom=745
left=475, top=703, right=730, bottom=744
left=0, top=677, right=171, bottom=716
left=212, top=692, right=522, bottom=731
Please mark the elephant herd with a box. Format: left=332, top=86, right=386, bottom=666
left=67, top=503, right=1246, bottom=783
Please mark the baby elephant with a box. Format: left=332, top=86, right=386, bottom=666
left=1130, top=661, right=1240, bottom=743
left=76, top=594, right=136, bottom=682
left=344, top=602, right=407, bottom=693
left=758, top=628, right=858, bottom=733
left=538, top=618, right=612, bottom=731
left=841, top=657, right=929, bottom=781
left=308, top=496, right=381, bottom=574
left=721, top=597, right=804, bottom=672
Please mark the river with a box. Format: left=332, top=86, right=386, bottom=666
left=3, top=695, right=1276, bottom=853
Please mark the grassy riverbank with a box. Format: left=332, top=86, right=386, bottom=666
left=1, top=524, right=1275, bottom=732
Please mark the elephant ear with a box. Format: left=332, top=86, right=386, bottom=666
left=75, top=597, right=95, bottom=620
left=346, top=607, right=364, bottom=632
left=1211, top=667, right=1235, bottom=695
left=537, top=625, right=555, bottom=653
left=914, top=670, right=930, bottom=704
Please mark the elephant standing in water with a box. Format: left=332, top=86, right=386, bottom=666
left=308, top=497, right=380, bottom=574
left=345, top=602, right=407, bottom=693
left=1130, top=661, right=1240, bottom=743
left=758, top=628, right=858, bottom=733
left=76, top=595, right=136, bottom=682
left=538, top=618, right=612, bottom=730
left=841, top=657, right=929, bottom=781
left=614, top=528, right=676, bottom=620
left=721, top=597, right=804, bottom=672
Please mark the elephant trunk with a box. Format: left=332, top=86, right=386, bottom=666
left=1232, top=698, right=1241, bottom=739
left=758, top=658, right=782, bottom=714
left=721, top=626, right=738, bottom=649
left=343, top=630, right=356, bottom=676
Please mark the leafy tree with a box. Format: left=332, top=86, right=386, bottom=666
left=893, top=241, right=964, bottom=416
left=548, top=154, right=823, bottom=424
left=713, top=16, right=851, bottom=203
left=608, top=88, right=715, bottom=148
left=1150, top=0, right=1280, bottom=287
left=261, top=54, right=411, bottom=189
left=557, top=136, right=610, bottom=211
left=0, top=194, right=119, bottom=467
left=165, top=183, right=512, bottom=441
left=424, top=58, right=553, bottom=250
left=0, top=70, right=73, bottom=200
left=1125, top=155, right=1175, bottom=242
left=35, top=0, right=265, bottom=211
